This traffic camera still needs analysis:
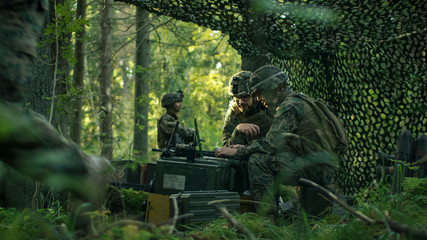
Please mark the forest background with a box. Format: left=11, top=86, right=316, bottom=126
left=1, top=0, right=427, bottom=239
left=33, top=0, right=241, bottom=163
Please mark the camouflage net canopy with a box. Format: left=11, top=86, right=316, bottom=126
left=118, top=0, right=427, bottom=194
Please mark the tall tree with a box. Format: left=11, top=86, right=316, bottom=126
left=133, top=7, right=151, bottom=160
left=23, top=10, right=53, bottom=117
left=99, top=0, right=114, bottom=160
left=50, top=0, right=72, bottom=139
left=71, top=0, right=87, bottom=145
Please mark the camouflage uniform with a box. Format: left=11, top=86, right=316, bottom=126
left=157, top=91, right=195, bottom=148
left=237, top=65, right=340, bottom=215
left=157, top=112, right=195, bottom=149
left=0, top=0, right=48, bottom=103
left=222, top=71, right=275, bottom=146
left=222, top=100, right=275, bottom=146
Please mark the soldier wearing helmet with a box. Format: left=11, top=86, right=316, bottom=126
left=222, top=71, right=275, bottom=147
left=157, top=90, right=195, bottom=149
left=216, top=65, right=341, bottom=217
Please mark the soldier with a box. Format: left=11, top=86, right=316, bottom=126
left=222, top=71, right=275, bottom=147
left=157, top=90, right=195, bottom=149
left=216, top=65, right=343, bottom=216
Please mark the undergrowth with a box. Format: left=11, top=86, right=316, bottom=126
left=1, top=179, right=426, bottom=239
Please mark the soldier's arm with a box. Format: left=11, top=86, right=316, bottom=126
left=176, top=123, right=195, bottom=140
left=237, top=99, right=303, bottom=159
left=159, top=114, right=179, bottom=134
left=222, top=108, right=246, bottom=146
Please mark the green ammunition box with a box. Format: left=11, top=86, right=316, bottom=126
left=170, top=190, right=240, bottom=227
left=153, top=156, right=231, bottom=195
left=141, top=162, right=157, bottom=184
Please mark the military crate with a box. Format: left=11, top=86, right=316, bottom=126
left=153, top=157, right=231, bottom=195
left=169, top=190, right=240, bottom=227
left=141, top=162, right=157, bottom=184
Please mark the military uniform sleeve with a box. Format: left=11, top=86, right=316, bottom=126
left=176, top=123, right=195, bottom=140
left=158, top=114, right=179, bottom=135
left=237, top=97, right=304, bottom=159
left=222, top=106, right=246, bottom=146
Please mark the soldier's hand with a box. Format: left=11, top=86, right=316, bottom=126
left=215, top=147, right=238, bottom=157
left=236, top=123, right=260, bottom=137
left=230, top=144, right=244, bottom=149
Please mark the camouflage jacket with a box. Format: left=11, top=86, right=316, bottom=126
left=157, top=112, right=195, bottom=149
left=222, top=100, right=275, bottom=147
left=237, top=92, right=339, bottom=167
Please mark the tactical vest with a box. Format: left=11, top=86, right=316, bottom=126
left=233, top=101, right=275, bottom=142
left=157, top=113, right=185, bottom=149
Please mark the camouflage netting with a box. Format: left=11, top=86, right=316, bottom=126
left=117, top=0, right=427, bottom=194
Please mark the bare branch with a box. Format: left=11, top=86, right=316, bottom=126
left=169, top=197, right=179, bottom=234
left=215, top=206, right=256, bottom=240
left=299, top=178, right=427, bottom=240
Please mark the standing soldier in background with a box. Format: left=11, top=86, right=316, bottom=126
left=157, top=90, right=195, bottom=149
left=222, top=71, right=275, bottom=146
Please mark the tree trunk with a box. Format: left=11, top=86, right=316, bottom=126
left=21, top=4, right=53, bottom=210
left=99, top=0, right=114, bottom=161
left=70, top=0, right=87, bottom=145
left=133, top=7, right=151, bottom=161
left=50, top=0, right=72, bottom=139
left=23, top=10, right=53, bottom=117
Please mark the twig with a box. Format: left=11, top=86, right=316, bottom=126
left=49, top=0, right=60, bottom=124
left=215, top=206, right=256, bottom=240
left=169, top=196, right=179, bottom=234
left=411, top=155, right=427, bottom=167
left=172, top=213, right=195, bottom=222
left=208, top=198, right=274, bottom=208
left=299, top=178, right=427, bottom=240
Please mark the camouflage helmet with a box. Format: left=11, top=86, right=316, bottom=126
left=250, top=65, right=288, bottom=95
left=161, top=90, right=184, bottom=108
left=228, top=71, right=253, bottom=98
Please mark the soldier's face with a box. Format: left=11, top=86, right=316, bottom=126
left=255, top=91, right=277, bottom=109
left=172, top=101, right=182, bottom=113
left=234, top=95, right=254, bottom=112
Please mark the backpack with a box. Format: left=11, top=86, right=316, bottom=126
left=295, top=94, right=349, bottom=155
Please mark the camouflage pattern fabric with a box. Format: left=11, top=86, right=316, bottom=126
left=248, top=152, right=335, bottom=205
left=237, top=91, right=340, bottom=159
left=222, top=100, right=275, bottom=146
left=0, top=0, right=48, bottom=103
left=237, top=90, right=339, bottom=212
left=157, top=112, right=195, bottom=149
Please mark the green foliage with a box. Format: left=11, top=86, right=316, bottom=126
left=101, top=225, right=179, bottom=240
left=147, top=17, right=241, bottom=152
left=41, top=0, right=87, bottom=63
left=0, top=206, right=70, bottom=240
left=2, top=181, right=427, bottom=239
left=186, top=212, right=288, bottom=239
left=105, top=186, right=149, bottom=216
